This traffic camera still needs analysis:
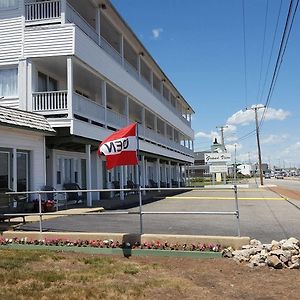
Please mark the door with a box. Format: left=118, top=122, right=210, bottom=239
left=17, top=152, right=29, bottom=191
left=0, top=151, right=10, bottom=189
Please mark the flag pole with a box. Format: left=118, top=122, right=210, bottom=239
left=136, top=123, right=143, bottom=235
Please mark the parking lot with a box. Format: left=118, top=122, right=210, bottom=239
left=17, top=186, right=300, bottom=243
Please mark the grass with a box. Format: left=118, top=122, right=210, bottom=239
left=0, top=249, right=182, bottom=299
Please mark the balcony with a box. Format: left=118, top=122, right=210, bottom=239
left=32, top=91, right=68, bottom=114
left=24, top=0, right=192, bottom=127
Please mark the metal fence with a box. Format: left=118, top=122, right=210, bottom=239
left=3, top=186, right=241, bottom=236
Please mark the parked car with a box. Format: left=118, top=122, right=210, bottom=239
left=275, top=173, right=284, bottom=179
left=264, top=173, right=271, bottom=179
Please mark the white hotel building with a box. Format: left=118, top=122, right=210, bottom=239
left=0, top=0, right=194, bottom=205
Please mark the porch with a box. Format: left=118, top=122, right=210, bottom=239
left=24, top=0, right=193, bottom=126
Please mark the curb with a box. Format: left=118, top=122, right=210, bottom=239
left=0, top=244, right=222, bottom=259
left=1, top=231, right=250, bottom=250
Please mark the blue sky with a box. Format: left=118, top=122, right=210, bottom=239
left=111, top=0, right=300, bottom=168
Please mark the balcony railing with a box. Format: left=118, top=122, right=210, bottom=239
left=32, top=91, right=68, bottom=112
left=73, top=93, right=105, bottom=121
left=106, top=109, right=128, bottom=129
left=24, top=1, right=191, bottom=127
left=25, top=0, right=61, bottom=22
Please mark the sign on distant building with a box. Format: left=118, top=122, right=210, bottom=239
left=204, top=153, right=231, bottom=163
left=209, top=165, right=228, bottom=173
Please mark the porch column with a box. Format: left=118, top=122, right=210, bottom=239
left=101, top=81, right=107, bottom=127
left=177, top=163, right=180, bottom=187
left=184, top=163, right=187, bottom=185
left=12, top=148, right=17, bottom=191
left=138, top=55, right=142, bottom=78
left=125, top=96, right=129, bottom=124
left=141, top=155, right=146, bottom=195
left=27, top=60, right=33, bottom=111
left=187, top=164, right=191, bottom=186
left=67, top=56, right=73, bottom=119
left=156, top=158, right=160, bottom=189
left=96, top=7, right=101, bottom=45
left=18, top=59, right=27, bottom=111
left=141, top=107, right=146, bottom=137
left=120, top=166, right=124, bottom=200
left=168, top=161, right=172, bottom=188
left=121, top=35, right=124, bottom=66
left=61, top=0, right=66, bottom=24
left=85, top=145, right=92, bottom=206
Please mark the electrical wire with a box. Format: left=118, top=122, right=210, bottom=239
left=259, top=0, right=299, bottom=128
left=242, top=0, right=248, bottom=108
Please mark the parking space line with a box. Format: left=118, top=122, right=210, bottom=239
left=165, top=196, right=287, bottom=200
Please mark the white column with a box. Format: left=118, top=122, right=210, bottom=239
left=177, top=163, right=180, bottom=187
left=121, top=35, right=124, bottom=66
left=144, top=159, right=148, bottom=188
left=96, top=7, right=101, bottom=45
left=126, top=96, right=129, bottom=124
left=120, top=166, right=124, bottom=200
left=61, top=0, right=66, bottom=24
left=141, top=107, right=146, bottom=137
left=18, top=59, right=27, bottom=111
left=156, top=158, right=160, bottom=188
left=85, top=145, right=92, bottom=206
left=101, top=81, right=107, bottom=127
left=141, top=155, right=146, bottom=194
left=138, top=55, right=141, bottom=78
left=184, top=163, right=187, bottom=185
left=67, top=56, right=73, bottom=119
left=168, top=161, right=172, bottom=188
left=12, top=148, right=17, bottom=191
left=27, top=60, right=32, bottom=111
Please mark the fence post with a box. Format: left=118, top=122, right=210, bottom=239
left=138, top=186, right=143, bottom=235
left=234, top=185, right=241, bottom=236
left=38, top=192, right=43, bottom=234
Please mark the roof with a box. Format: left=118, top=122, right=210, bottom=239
left=0, top=106, right=55, bottom=134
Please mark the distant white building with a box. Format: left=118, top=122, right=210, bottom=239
left=0, top=0, right=194, bottom=204
left=237, top=164, right=252, bottom=176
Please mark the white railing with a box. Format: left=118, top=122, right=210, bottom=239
left=66, top=2, right=99, bottom=44
left=25, top=0, right=61, bottom=22
left=124, top=60, right=139, bottom=80
left=100, top=36, right=122, bottom=65
left=106, top=109, right=128, bottom=129
left=73, top=93, right=105, bottom=121
left=33, top=91, right=67, bottom=112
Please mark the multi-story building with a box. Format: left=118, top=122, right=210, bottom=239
left=0, top=0, right=194, bottom=205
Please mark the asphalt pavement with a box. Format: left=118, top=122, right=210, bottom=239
left=17, top=184, right=300, bottom=243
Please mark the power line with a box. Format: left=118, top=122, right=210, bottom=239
left=259, top=0, right=299, bottom=128
left=242, top=0, right=248, bottom=107
left=256, top=0, right=269, bottom=101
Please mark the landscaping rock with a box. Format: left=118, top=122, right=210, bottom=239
left=224, top=237, right=300, bottom=269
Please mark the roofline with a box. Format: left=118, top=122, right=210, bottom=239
left=104, top=0, right=195, bottom=114
left=0, top=121, right=56, bottom=135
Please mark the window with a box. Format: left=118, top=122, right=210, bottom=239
left=0, top=151, right=10, bottom=189
left=0, top=0, right=18, bottom=9
left=17, top=152, right=29, bottom=192
left=0, top=68, right=18, bottom=97
left=38, top=72, right=58, bottom=92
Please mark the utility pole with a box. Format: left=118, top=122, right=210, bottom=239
left=248, top=105, right=265, bottom=186
left=216, top=125, right=228, bottom=151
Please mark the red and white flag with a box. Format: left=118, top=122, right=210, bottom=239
left=98, top=123, right=138, bottom=170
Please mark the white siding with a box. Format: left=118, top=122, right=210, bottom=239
left=0, top=126, right=46, bottom=191
left=74, top=28, right=194, bottom=139
left=24, top=25, right=75, bottom=58
left=0, top=13, right=22, bottom=63
left=0, top=97, right=19, bottom=108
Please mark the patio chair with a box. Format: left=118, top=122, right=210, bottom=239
left=149, top=179, right=158, bottom=188
left=63, top=183, right=86, bottom=204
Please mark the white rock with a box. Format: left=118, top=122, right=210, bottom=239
left=267, top=255, right=283, bottom=269
left=250, top=239, right=262, bottom=246
left=291, top=255, right=300, bottom=264
left=287, top=237, right=299, bottom=245
left=282, top=240, right=297, bottom=251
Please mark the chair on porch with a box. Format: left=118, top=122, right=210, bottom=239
left=63, top=183, right=86, bottom=205
left=149, top=179, right=158, bottom=188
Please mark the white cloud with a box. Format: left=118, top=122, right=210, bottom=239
left=152, top=28, right=163, bottom=39
left=227, top=105, right=290, bottom=125
left=261, top=134, right=288, bottom=145
left=226, top=143, right=243, bottom=153
left=195, top=130, right=219, bottom=140
left=226, top=136, right=238, bottom=142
